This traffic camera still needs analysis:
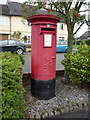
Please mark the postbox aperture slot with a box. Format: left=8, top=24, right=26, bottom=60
left=41, top=28, right=55, bottom=31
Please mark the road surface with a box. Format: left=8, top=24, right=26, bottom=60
left=22, top=52, right=65, bottom=74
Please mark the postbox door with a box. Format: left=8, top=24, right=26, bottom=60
left=38, top=30, right=56, bottom=80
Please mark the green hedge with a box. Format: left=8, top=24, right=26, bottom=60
left=62, top=44, right=90, bottom=84
left=85, top=39, right=90, bottom=46
left=1, top=52, right=25, bottom=119
left=74, top=39, right=90, bottom=45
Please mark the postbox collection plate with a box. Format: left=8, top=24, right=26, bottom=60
left=44, top=34, right=52, bottom=47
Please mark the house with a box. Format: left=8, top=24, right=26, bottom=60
left=57, top=22, right=68, bottom=41
left=79, top=31, right=90, bottom=40
left=0, top=1, right=31, bottom=44
left=0, top=1, right=68, bottom=44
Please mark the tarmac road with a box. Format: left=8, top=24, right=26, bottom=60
left=22, top=52, right=65, bottom=74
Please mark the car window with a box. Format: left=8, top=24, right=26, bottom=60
left=16, top=41, right=21, bottom=44
left=9, top=40, right=16, bottom=45
left=0, top=40, right=8, bottom=46
left=0, top=41, right=1, bottom=46
left=57, top=41, right=67, bottom=45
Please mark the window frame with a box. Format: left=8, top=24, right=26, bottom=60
left=60, top=23, right=64, bottom=30
left=24, top=35, right=31, bottom=44
left=0, top=16, right=10, bottom=26
left=59, top=37, right=65, bottom=41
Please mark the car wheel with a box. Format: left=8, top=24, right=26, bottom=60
left=16, top=48, right=23, bottom=54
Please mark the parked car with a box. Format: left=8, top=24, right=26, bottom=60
left=56, top=41, right=68, bottom=53
left=0, top=40, right=26, bottom=54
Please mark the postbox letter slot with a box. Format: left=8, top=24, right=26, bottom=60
left=41, top=28, right=55, bottom=31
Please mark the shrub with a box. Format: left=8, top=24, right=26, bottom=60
left=74, top=39, right=90, bottom=46
left=1, top=52, right=25, bottom=119
left=62, top=44, right=90, bottom=84
left=75, top=40, right=84, bottom=45
left=85, top=39, right=90, bottom=46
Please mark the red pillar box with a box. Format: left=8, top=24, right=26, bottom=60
left=28, top=14, right=60, bottom=100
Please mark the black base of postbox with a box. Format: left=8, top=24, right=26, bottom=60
left=31, top=78, right=55, bottom=100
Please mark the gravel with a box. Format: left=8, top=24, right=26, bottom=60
left=23, top=75, right=89, bottom=119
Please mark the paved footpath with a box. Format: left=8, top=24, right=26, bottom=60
left=51, top=109, right=89, bottom=119
left=22, top=52, right=65, bottom=74
left=36, top=109, right=89, bottom=119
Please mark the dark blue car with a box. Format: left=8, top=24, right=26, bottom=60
left=56, top=41, right=68, bottom=53
left=0, top=40, right=26, bottom=54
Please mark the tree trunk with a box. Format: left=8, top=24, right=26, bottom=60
left=67, top=22, right=74, bottom=54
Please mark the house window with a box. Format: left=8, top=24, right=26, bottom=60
left=59, top=37, right=65, bottom=41
left=24, top=36, right=31, bottom=44
left=60, top=23, right=64, bottom=30
left=0, top=16, right=10, bottom=25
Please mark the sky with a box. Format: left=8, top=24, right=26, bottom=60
left=0, top=0, right=89, bottom=37
left=0, top=0, right=26, bottom=3
left=10, top=0, right=27, bottom=3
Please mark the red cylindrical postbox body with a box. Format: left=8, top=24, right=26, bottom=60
left=28, top=14, right=60, bottom=100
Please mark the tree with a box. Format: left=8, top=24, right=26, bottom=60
left=22, top=0, right=87, bottom=54
left=11, top=31, right=22, bottom=40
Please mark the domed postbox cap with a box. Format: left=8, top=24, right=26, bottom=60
left=35, top=8, right=59, bottom=16
left=35, top=8, right=48, bottom=14
left=28, top=11, right=60, bottom=24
